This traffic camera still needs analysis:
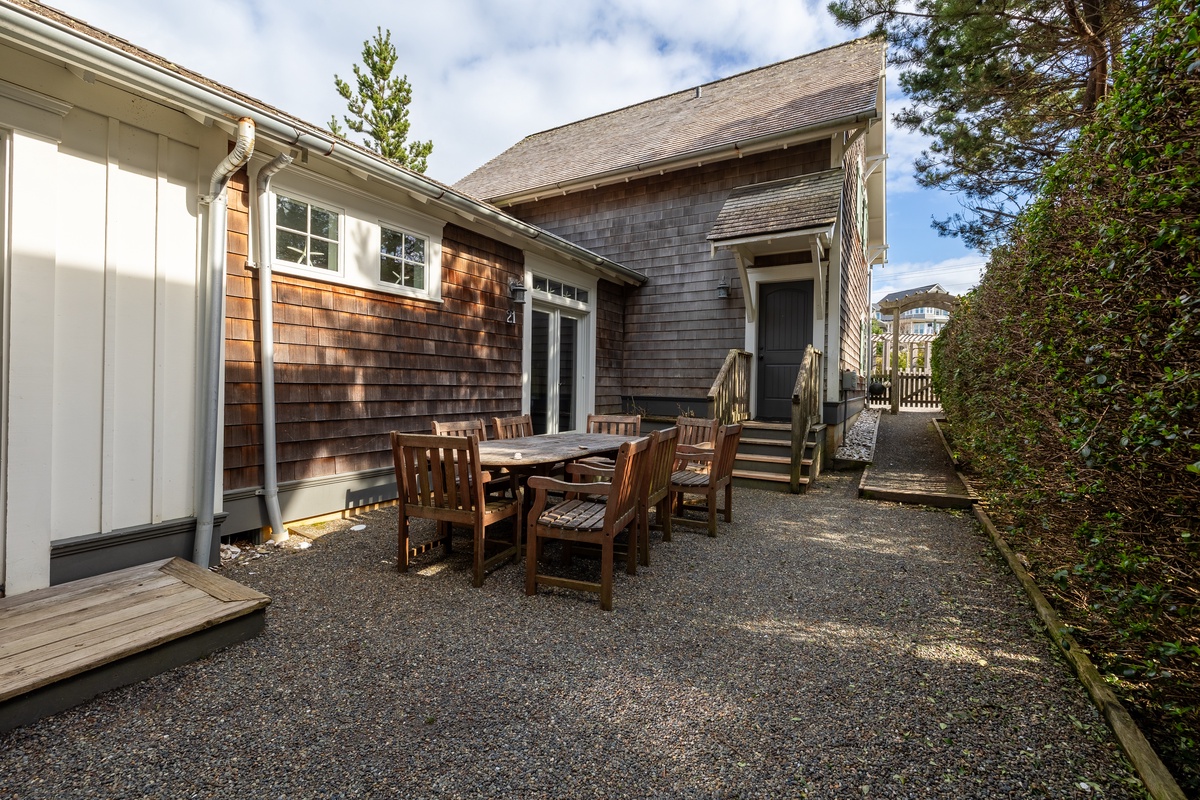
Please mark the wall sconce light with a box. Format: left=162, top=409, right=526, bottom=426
left=717, top=276, right=730, bottom=300
left=509, top=279, right=527, bottom=305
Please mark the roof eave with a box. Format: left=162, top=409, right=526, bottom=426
left=709, top=223, right=836, bottom=249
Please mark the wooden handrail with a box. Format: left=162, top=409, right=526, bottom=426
left=790, top=346, right=822, bottom=493
left=706, top=349, right=752, bottom=424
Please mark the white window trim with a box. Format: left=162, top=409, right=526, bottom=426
left=267, top=174, right=444, bottom=303
left=270, top=188, right=346, bottom=280
left=375, top=221, right=438, bottom=301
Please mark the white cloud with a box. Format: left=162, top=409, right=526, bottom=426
left=47, top=0, right=844, bottom=181
left=872, top=255, right=986, bottom=303
left=43, top=0, right=974, bottom=266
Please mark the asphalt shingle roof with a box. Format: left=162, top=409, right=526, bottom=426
left=878, top=284, right=946, bottom=304
left=707, top=169, right=844, bottom=242
left=456, top=37, right=884, bottom=201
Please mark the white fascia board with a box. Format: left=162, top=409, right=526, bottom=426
left=709, top=224, right=835, bottom=251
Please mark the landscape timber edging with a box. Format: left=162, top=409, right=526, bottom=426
left=933, top=417, right=1183, bottom=798
left=971, top=505, right=1186, bottom=800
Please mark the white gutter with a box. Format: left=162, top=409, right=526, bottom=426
left=253, top=152, right=294, bottom=543
left=0, top=2, right=645, bottom=286
left=194, top=117, right=255, bottom=566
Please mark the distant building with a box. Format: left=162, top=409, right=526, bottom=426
left=873, top=284, right=952, bottom=336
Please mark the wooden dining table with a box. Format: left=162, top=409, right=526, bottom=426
left=477, top=432, right=639, bottom=550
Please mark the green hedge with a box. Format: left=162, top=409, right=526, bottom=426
left=933, top=2, right=1200, bottom=790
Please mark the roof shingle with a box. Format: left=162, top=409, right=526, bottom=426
left=707, top=169, right=844, bottom=242
left=456, top=37, right=884, bottom=202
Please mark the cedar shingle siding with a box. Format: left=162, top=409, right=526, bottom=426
left=507, top=142, right=830, bottom=400
left=223, top=204, right=524, bottom=491
left=595, top=280, right=626, bottom=413
left=839, top=139, right=870, bottom=379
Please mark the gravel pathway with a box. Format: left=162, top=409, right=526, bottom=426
left=0, top=475, right=1142, bottom=799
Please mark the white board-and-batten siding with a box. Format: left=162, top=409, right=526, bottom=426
left=3, top=64, right=206, bottom=594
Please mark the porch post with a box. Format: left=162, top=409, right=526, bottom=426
left=890, top=310, right=900, bottom=414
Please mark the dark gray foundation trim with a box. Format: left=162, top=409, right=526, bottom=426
left=623, top=396, right=707, bottom=418
left=49, top=514, right=228, bottom=585
left=0, top=608, right=265, bottom=735
left=222, top=468, right=398, bottom=538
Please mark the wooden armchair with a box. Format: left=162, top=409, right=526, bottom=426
left=390, top=432, right=520, bottom=587
left=525, top=436, right=651, bottom=611
left=574, top=427, right=679, bottom=564
left=431, top=418, right=488, bottom=440
left=669, top=423, right=743, bottom=537
left=492, top=414, right=533, bottom=440
left=579, top=413, right=642, bottom=469
left=675, top=416, right=719, bottom=472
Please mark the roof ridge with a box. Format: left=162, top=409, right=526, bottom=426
left=517, top=35, right=882, bottom=143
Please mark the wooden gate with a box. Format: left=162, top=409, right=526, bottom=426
left=868, top=372, right=941, bottom=409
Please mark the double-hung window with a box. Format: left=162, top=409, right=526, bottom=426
left=275, top=193, right=340, bottom=273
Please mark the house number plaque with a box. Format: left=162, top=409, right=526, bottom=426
left=506, top=309, right=517, bottom=324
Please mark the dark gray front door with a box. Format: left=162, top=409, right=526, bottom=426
left=757, top=280, right=814, bottom=420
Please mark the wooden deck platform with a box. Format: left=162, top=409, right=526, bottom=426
left=1, top=557, right=269, bottom=733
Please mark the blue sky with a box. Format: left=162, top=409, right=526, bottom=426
left=46, top=0, right=986, bottom=301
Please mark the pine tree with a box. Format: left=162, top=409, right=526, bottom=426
left=828, top=0, right=1149, bottom=250
left=330, top=27, right=434, bottom=173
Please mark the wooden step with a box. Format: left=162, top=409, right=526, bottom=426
left=733, top=469, right=809, bottom=490
left=737, top=453, right=790, bottom=467
left=741, top=437, right=790, bottom=448
left=741, top=420, right=792, bottom=431
left=1, top=558, right=269, bottom=733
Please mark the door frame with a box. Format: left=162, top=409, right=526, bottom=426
left=0, top=129, right=10, bottom=592
left=755, top=279, right=814, bottom=419
left=743, top=263, right=825, bottom=419
left=520, top=255, right=596, bottom=434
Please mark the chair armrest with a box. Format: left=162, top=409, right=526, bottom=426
left=528, top=475, right=613, bottom=496
left=567, top=461, right=615, bottom=479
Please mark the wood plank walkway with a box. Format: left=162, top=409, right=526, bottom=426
left=859, top=410, right=976, bottom=508
left=1, top=557, right=269, bottom=732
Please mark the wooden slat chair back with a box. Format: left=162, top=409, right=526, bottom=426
left=669, top=423, right=744, bottom=537
left=432, top=419, right=512, bottom=497
left=577, top=413, right=642, bottom=471
left=390, top=432, right=519, bottom=587
left=492, top=414, right=533, bottom=440
left=643, top=426, right=680, bottom=553
left=676, top=416, right=719, bottom=449
left=525, top=436, right=651, bottom=611
left=431, top=418, right=488, bottom=440
left=586, top=413, right=642, bottom=436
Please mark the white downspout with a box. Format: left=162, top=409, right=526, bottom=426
left=254, top=152, right=293, bottom=543
left=194, top=118, right=255, bottom=566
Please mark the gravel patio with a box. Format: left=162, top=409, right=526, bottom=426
left=0, top=468, right=1143, bottom=798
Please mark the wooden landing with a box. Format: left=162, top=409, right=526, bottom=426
left=0, top=557, right=269, bottom=733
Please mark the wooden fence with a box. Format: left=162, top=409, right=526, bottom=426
left=868, top=372, right=941, bottom=409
